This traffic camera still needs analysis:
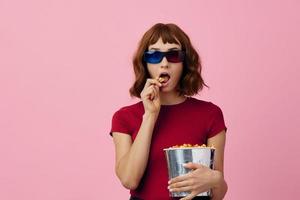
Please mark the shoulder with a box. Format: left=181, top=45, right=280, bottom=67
left=113, top=101, right=144, bottom=117
left=187, top=97, right=224, bottom=118
left=110, top=101, right=144, bottom=136
left=188, top=97, right=222, bottom=111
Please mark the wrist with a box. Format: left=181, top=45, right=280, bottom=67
left=143, top=112, right=159, bottom=120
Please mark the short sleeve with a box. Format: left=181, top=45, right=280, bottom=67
left=109, top=109, right=132, bottom=137
left=207, top=104, right=227, bottom=138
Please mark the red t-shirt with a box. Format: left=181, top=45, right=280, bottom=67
left=110, top=97, right=227, bottom=200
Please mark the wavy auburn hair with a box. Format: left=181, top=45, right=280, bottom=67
left=129, top=23, right=208, bottom=98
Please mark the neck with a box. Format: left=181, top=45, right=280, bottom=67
left=159, top=91, right=187, bottom=105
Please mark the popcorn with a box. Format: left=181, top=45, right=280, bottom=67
left=169, top=143, right=215, bottom=149
left=158, top=77, right=165, bottom=83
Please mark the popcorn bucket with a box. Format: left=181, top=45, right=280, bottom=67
left=163, top=147, right=215, bottom=197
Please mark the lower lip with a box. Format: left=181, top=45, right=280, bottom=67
left=161, top=79, right=170, bottom=87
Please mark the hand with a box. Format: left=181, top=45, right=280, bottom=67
left=168, top=162, right=222, bottom=200
left=140, top=78, right=162, bottom=115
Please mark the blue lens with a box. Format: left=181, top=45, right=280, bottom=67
left=144, top=51, right=164, bottom=64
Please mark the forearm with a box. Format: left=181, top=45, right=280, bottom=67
left=211, top=173, right=228, bottom=200
left=117, top=113, right=157, bottom=189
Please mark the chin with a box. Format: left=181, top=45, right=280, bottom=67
left=160, top=87, right=176, bottom=93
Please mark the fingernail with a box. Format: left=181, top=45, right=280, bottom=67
left=168, top=180, right=171, bottom=184
left=167, top=186, right=170, bottom=189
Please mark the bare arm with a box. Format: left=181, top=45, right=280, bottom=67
left=207, top=130, right=228, bottom=200
left=112, top=113, right=158, bottom=190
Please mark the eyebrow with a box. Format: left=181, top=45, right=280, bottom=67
left=149, top=47, right=180, bottom=51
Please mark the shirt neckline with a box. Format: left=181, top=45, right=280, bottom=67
left=160, top=96, right=191, bottom=107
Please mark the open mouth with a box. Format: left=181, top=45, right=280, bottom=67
left=158, top=72, right=170, bottom=84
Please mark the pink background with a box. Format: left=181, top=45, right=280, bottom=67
left=1, top=0, right=299, bottom=199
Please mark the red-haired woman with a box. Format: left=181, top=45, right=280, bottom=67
left=110, top=23, right=228, bottom=200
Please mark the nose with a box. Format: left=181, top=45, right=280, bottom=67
left=160, top=56, right=168, bottom=68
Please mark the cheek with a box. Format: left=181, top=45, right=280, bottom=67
left=173, top=65, right=184, bottom=80
left=147, top=64, right=158, bottom=77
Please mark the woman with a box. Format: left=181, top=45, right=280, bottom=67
left=110, top=23, right=228, bottom=200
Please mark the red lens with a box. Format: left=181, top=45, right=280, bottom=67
left=165, top=51, right=184, bottom=63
